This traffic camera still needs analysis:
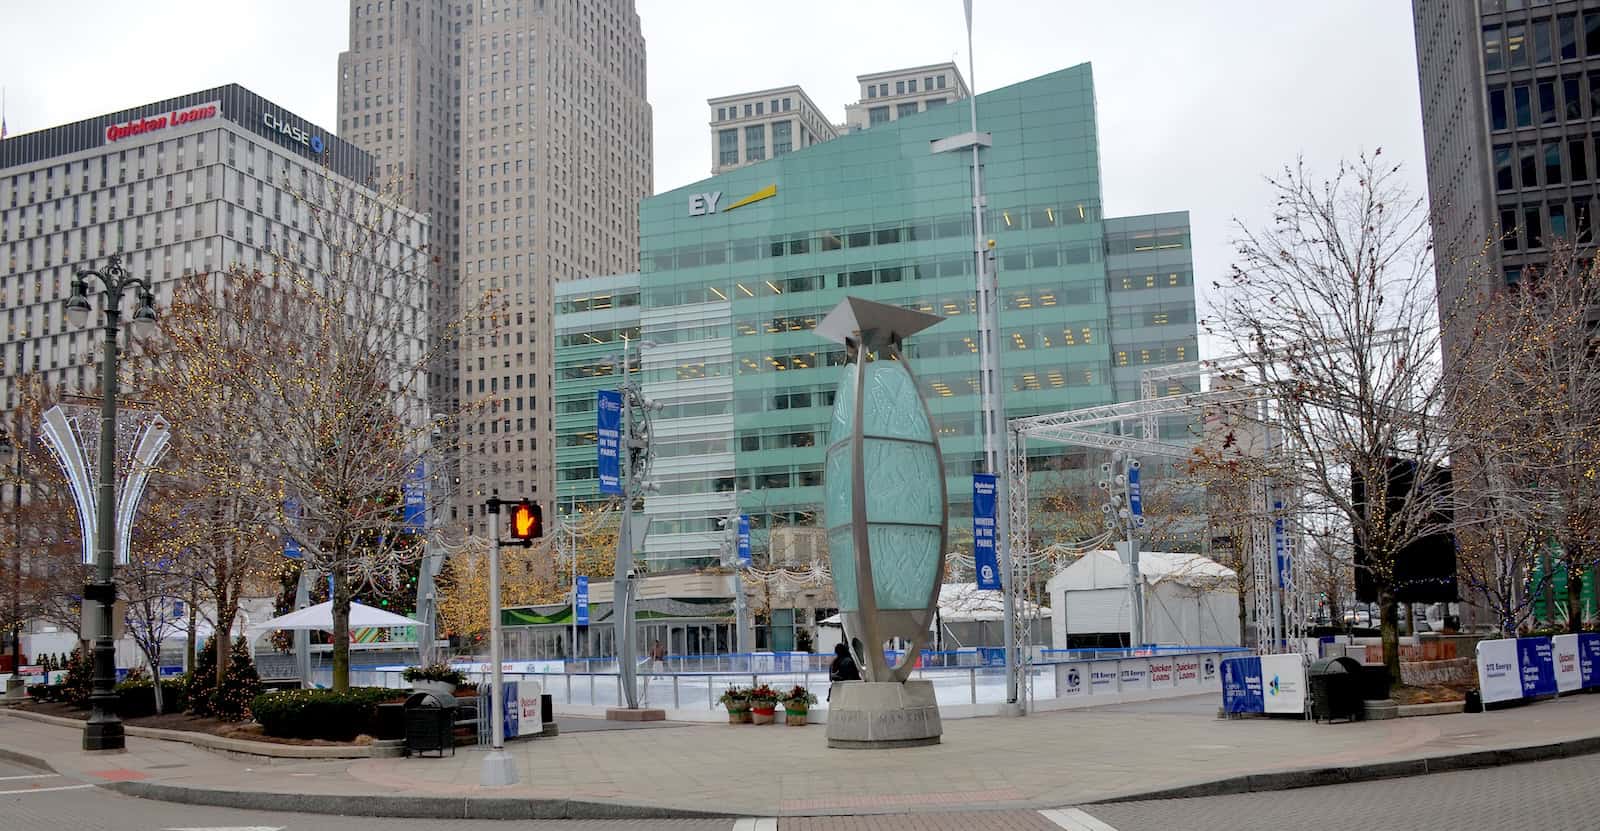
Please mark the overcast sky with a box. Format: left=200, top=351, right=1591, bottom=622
left=1, top=1, right=1426, bottom=346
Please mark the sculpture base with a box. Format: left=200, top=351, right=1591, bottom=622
left=825, top=680, right=942, bottom=749
left=606, top=707, right=666, bottom=722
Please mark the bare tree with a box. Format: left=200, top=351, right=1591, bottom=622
left=1214, top=152, right=1455, bottom=686
left=120, top=525, right=187, bottom=713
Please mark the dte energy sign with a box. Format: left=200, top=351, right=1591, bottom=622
left=262, top=112, right=326, bottom=154
left=105, top=101, right=220, bottom=142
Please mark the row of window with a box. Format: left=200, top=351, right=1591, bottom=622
left=864, top=74, right=949, bottom=99
left=1499, top=198, right=1594, bottom=252
left=1492, top=134, right=1597, bottom=190
left=1487, top=74, right=1597, bottom=131
left=554, top=290, right=640, bottom=315
left=716, top=97, right=795, bottom=123
left=864, top=98, right=948, bottom=125
left=646, top=201, right=1108, bottom=272
left=1481, top=12, right=1595, bottom=72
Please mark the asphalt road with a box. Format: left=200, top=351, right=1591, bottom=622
left=0, top=753, right=1594, bottom=829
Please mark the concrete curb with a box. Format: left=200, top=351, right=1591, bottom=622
left=3, top=707, right=371, bottom=759
left=103, top=781, right=735, bottom=821
left=1089, top=733, right=1600, bottom=804
left=0, top=743, right=55, bottom=774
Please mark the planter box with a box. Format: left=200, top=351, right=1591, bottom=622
left=725, top=705, right=751, bottom=724
left=751, top=705, right=777, bottom=725
left=785, top=708, right=809, bottom=726
left=411, top=680, right=457, bottom=697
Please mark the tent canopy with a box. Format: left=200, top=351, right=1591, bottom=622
left=249, top=600, right=422, bottom=633
left=821, top=581, right=1050, bottom=626
left=1046, top=549, right=1235, bottom=593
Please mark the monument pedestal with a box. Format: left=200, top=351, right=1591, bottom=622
left=825, top=680, right=942, bottom=749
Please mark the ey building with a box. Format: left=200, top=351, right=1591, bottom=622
left=534, top=63, right=1199, bottom=658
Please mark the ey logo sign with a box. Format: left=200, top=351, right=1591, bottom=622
left=689, top=184, right=777, bottom=216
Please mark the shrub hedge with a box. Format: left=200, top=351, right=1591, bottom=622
left=249, top=687, right=405, bottom=741
left=114, top=679, right=189, bottom=718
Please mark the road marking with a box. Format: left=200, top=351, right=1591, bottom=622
left=0, top=774, right=59, bottom=781
left=164, top=827, right=286, bottom=831
left=732, top=819, right=777, bottom=831
left=0, top=784, right=94, bottom=796
left=1041, top=807, right=1119, bottom=831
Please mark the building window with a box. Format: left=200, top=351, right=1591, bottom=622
left=1495, top=145, right=1514, bottom=191
left=772, top=120, right=792, bottom=156
left=1490, top=87, right=1509, bottom=130
left=1521, top=143, right=1538, bottom=187
left=1571, top=138, right=1589, bottom=181
left=937, top=75, right=947, bottom=89
left=1484, top=25, right=1504, bottom=72
left=1534, top=17, right=1553, bottom=64
left=717, top=107, right=726, bottom=121
left=896, top=80, right=906, bottom=95
left=908, top=78, right=918, bottom=92
left=1514, top=84, right=1533, bottom=127
left=718, top=129, right=738, bottom=167
left=782, top=97, right=792, bottom=111
left=1566, top=76, right=1583, bottom=120
left=879, top=83, right=888, bottom=97
left=868, top=86, right=877, bottom=99
left=1502, top=208, right=1519, bottom=251
left=755, top=101, right=764, bottom=116
left=1539, top=81, right=1558, bottom=124
left=868, top=106, right=890, bottom=126
left=745, top=124, right=766, bottom=161
left=1550, top=203, right=1568, bottom=237
left=1546, top=141, right=1564, bottom=184
left=1508, top=22, right=1527, bottom=68
left=1577, top=199, right=1593, bottom=242
left=1525, top=205, right=1543, bottom=248
left=1588, top=11, right=1600, bottom=56
left=743, top=103, right=752, bottom=117
left=897, top=102, right=919, bottom=118
left=1561, top=14, right=1579, bottom=60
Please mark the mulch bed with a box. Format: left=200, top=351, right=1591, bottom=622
left=22, top=701, right=371, bottom=747
left=1391, top=683, right=1471, bottom=705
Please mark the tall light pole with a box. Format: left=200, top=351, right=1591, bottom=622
left=612, top=336, right=657, bottom=710
left=64, top=254, right=159, bottom=751
left=1, top=432, right=25, bottom=702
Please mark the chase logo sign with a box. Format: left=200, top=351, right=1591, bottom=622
left=262, top=111, right=326, bottom=155
left=689, top=184, right=777, bottom=216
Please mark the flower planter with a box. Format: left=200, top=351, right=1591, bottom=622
left=725, top=703, right=752, bottom=724
left=784, top=707, right=809, bottom=726
left=750, top=704, right=777, bottom=725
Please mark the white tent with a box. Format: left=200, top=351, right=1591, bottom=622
left=1046, top=549, right=1240, bottom=648
left=249, top=600, right=422, bottom=634
left=818, top=582, right=1051, bottom=626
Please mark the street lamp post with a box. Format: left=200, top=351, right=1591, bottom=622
left=65, top=254, right=159, bottom=752
left=1, top=432, right=24, bottom=702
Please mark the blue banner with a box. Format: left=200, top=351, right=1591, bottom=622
left=737, top=515, right=751, bottom=566
left=972, top=474, right=1001, bottom=590
left=502, top=681, right=520, bottom=741
left=403, top=463, right=426, bottom=531
left=1518, top=636, right=1557, bottom=697
left=575, top=576, right=589, bottom=626
left=1272, top=499, right=1288, bottom=590
left=1581, top=634, right=1600, bottom=687
left=596, top=390, right=623, bottom=495
left=282, top=498, right=302, bottom=559
left=1221, top=655, right=1265, bottom=714
left=1127, top=465, right=1142, bottom=516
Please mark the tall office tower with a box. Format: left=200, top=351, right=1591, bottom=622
left=342, top=0, right=652, bottom=534
left=338, top=0, right=463, bottom=506
left=1413, top=1, right=1600, bottom=327
left=457, top=0, right=651, bottom=533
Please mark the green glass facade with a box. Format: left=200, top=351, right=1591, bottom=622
left=556, top=63, right=1197, bottom=571
left=554, top=273, right=640, bottom=513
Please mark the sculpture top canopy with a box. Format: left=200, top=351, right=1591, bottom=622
left=815, top=296, right=945, bottom=349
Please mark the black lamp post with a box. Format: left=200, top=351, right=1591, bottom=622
left=65, top=254, right=158, bottom=752
left=0, top=431, right=23, bottom=703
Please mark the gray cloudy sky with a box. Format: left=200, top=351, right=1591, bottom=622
left=1, top=0, right=1425, bottom=344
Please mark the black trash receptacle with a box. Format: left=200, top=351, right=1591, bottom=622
left=404, top=691, right=458, bottom=757
left=1308, top=656, right=1363, bottom=722
left=374, top=702, right=406, bottom=741
left=1358, top=664, right=1393, bottom=701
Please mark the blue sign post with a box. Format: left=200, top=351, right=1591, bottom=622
left=1272, top=499, right=1288, bottom=590
left=737, top=515, right=751, bottom=566
left=1127, top=465, right=1142, bottom=517
left=575, top=576, right=589, bottom=626
left=972, top=474, right=1001, bottom=590
left=596, top=389, right=623, bottom=495
left=282, top=498, right=302, bottom=559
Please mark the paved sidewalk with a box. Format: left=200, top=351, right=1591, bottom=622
left=4, top=692, right=1600, bottom=819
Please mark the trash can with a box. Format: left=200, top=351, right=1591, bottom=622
left=404, top=691, right=458, bottom=757
left=1357, top=664, right=1393, bottom=701
left=374, top=702, right=406, bottom=741
left=1308, top=656, right=1363, bottom=723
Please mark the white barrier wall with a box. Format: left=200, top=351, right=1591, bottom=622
left=1049, top=651, right=1229, bottom=708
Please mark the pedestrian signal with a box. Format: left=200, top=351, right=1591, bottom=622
left=510, top=499, right=543, bottom=541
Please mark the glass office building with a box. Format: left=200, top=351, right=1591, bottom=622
left=558, top=63, right=1198, bottom=574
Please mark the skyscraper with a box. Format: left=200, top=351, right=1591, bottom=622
left=340, top=0, right=653, bottom=533
left=1413, top=1, right=1600, bottom=317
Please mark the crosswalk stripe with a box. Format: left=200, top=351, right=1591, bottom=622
left=732, top=819, right=777, bottom=831
left=0, top=774, right=58, bottom=781
left=1040, top=807, right=1119, bottom=831
left=0, top=784, right=93, bottom=796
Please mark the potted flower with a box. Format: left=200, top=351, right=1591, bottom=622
left=748, top=684, right=781, bottom=725
left=781, top=685, right=816, bottom=725
left=402, top=662, right=466, bottom=697
left=719, top=686, right=752, bottom=724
